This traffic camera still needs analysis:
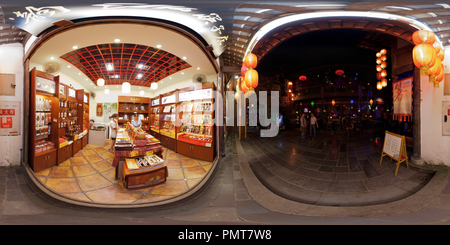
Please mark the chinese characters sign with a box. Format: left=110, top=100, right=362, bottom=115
left=392, top=77, right=413, bottom=122
left=0, top=101, right=20, bottom=136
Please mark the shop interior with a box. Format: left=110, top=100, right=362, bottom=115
left=28, top=22, right=219, bottom=205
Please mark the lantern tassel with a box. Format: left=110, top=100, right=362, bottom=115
left=434, top=81, right=440, bottom=88
left=420, top=66, right=430, bottom=76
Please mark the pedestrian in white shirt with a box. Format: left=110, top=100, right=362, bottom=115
left=310, top=113, right=319, bottom=138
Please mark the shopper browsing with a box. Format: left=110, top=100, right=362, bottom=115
left=110, top=113, right=118, bottom=152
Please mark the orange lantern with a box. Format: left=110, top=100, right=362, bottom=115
left=429, top=57, right=442, bottom=83
left=377, top=82, right=382, bottom=90
left=331, top=100, right=336, bottom=106
left=243, top=53, right=257, bottom=69
left=240, top=77, right=249, bottom=94
left=376, top=65, right=382, bottom=72
left=437, top=48, right=445, bottom=62
left=244, top=69, right=258, bottom=93
left=376, top=72, right=382, bottom=80
left=335, top=69, right=344, bottom=76
left=381, top=78, right=387, bottom=87
left=380, top=49, right=387, bottom=55
left=381, top=54, right=387, bottom=61
left=380, top=69, right=387, bottom=77
left=299, top=75, right=307, bottom=81
left=412, top=30, right=436, bottom=45
left=376, top=58, right=381, bottom=64
left=434, top=65, right=444, bottom=88
left=413, top=43, right=437, bottom=75
left=369, top=99, right=373, bottom=106
left=376, top=52, right=381, bottom=57
left=381, top=61, right=387, bottom=69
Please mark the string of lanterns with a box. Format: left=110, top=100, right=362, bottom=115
left=376, top=49, right=387, bottom=90
left=237, top=53, right=259, bottom=100
left=412, top=30, right=445, bottom=88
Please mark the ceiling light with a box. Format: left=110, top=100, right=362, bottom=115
left=67, top=65, right=71, bottom=68
left=105, top=89, right=109, bottom=94
left=78, top=73, right=81, bottom=75
left=97, top=78, right=105, bottom=86
left=197, top=67, right=200, bottom=70
left=151, top=83, right=158, bottom=90
left=106, top=63, right=114, bottom=71
left=72, top=46, right=78, bottom=49
left=156, top=45, right=162, bottom=48
left=181, top=72, right=184, bottom=74
left=114, top=39, right=120, bottom=43
left=183, top=56, right=186, bottom=60
left=140, top=90, right=144, bottom=96
left=115, top=75, right=119, bottom=78
left=122, top=82, right=131, bottom=94
left=137, top=74, right=143, bottom=79
left=50, top=57, right=54, bottom=60
left=137, top=64, right=144, bottom=69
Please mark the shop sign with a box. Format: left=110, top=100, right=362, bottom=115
left=162, top=94, right=176, bottom=104
left=0, top=101, right=20, bottom=136
left=179, top=89, right=212, bottom=101
left=392, top=77, right=412, bottom=122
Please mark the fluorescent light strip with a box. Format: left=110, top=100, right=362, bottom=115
left=244, top=11, right=442, bottom=57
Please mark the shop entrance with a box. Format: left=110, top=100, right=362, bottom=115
left=24, top=20, right=221, bottom=207
left=235, top=15, right=435, bottom=206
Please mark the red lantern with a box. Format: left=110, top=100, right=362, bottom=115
left=376, top=72, right=382, bottom=80
left=412, top=30, right=436, bottom=45
left=299, top=75, right=307, bottom=81
left=437, top=48, right=445, bottom=62
left=335, top=69, right=344, bottom=76
left=241, top=64, right=248, bottom=77
left=376, top=65, right=382, bottom=72
left=413, top=43, right=437, bottom=75
left=381, top=61, right=387, bottom=69
left=380, top=69, right=387, bottom=77
left=243, top=53, right=257, bottom=69
left=245, top=69, right=258, bottom=93
left=380, top=49, right=387, bottom=55
left=331, top=100, right=336, bottom=106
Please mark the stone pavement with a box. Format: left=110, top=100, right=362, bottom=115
left=1, top=128, right=450, bottom=225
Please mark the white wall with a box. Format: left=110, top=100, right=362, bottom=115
left=420, top=46, right=450, bottom=166
left=0, top=43, right=24, bottom=166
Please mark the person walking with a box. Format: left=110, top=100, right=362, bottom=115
left=310, top=112, right=319, bottom=138
left=301, top=113, right=307, bottom=139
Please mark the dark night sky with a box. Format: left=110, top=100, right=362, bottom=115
left=257, top=29, right=378, bottom=77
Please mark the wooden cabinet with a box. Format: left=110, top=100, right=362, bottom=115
left=73, top=139, right=82, bottom=155
left=82, top=135, right=88, bottom=148
left=118, top=96, right=150, bottom=131
left=58, top=144, right=73, bottom=164
left=35, top=149, right=57, bottom=172
left=177, top=140, right=214, bottom=162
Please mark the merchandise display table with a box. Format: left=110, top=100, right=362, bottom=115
left=112, top=144, right=164, bottom=179
left=122, top=155, right=167, bottom=189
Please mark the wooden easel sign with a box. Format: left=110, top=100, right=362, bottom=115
left=380, top=131, right=409, bottom=176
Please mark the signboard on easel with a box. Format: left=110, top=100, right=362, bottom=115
left=380, top=131, right=409, bottom=176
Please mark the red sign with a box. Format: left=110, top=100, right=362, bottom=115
left=1, top=117, right=13, bottom=128
left=0, top=109, right=15, bottom=115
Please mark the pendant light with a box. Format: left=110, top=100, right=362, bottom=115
left=97, top=78, right=105, bottom=86
left=122, top=82, right=131, bottom=94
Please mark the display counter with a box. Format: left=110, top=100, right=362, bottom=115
left=112, top=123, right=164, bottom=180
left=89, top=129, right=106, bottom=146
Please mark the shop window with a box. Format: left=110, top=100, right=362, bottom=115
left=0, top=74, right=15, bottom=96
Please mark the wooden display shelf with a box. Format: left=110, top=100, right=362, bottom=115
left=122, top=158, right=168, bottom=189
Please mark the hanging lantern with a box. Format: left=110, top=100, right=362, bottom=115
left=244, top=69, right=258, bottom=94
left=369, top=99, right=373, bottom=106
left=381, top=61, right=387, bottom=69
left=240, top=64, right=248, bottom=77
left=97, top=78, right=105, bottom=86
left=413, top=43, right=437, bottom=75
left=331, top=100, right=336, bottom=106
left=434, top=64, right=445, bottom=88
left=243, top=53, right=258, bottom=69
left=240, top=77, right=249, bottom=94
left=376, top=65, right=382, bottom=72
left=376, top=52, right=381, bottom=57
left=122, top=82, right=131, bottom=94
left=377, top=82, right=382, bottom=90
left=429, top=57, right=442, bottom=83
left=380, top=54, right=387, bottom=61
left=380, top=49, right=387, bottom=55
left=376, top=72, right=382, bottom=80
left=151, top=82, right=158, bottom=90
left=335, top=69, right=344, bottom=76
left=412, top=30, right=436, bottom=45
left=299, top=75, right=307, bottom=81
left=437, top=48, right=445, bottom=62
left=376, top=58, right=381, bottom=64
left=381, top=78, right=387, bottom=87
left=380, top=69, right=387, bottom=77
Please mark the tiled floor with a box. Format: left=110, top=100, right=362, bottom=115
left=33, top=140, right=212, bottom=204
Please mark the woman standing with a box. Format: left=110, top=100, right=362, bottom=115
left=109, top=113, right=118, bottom=152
